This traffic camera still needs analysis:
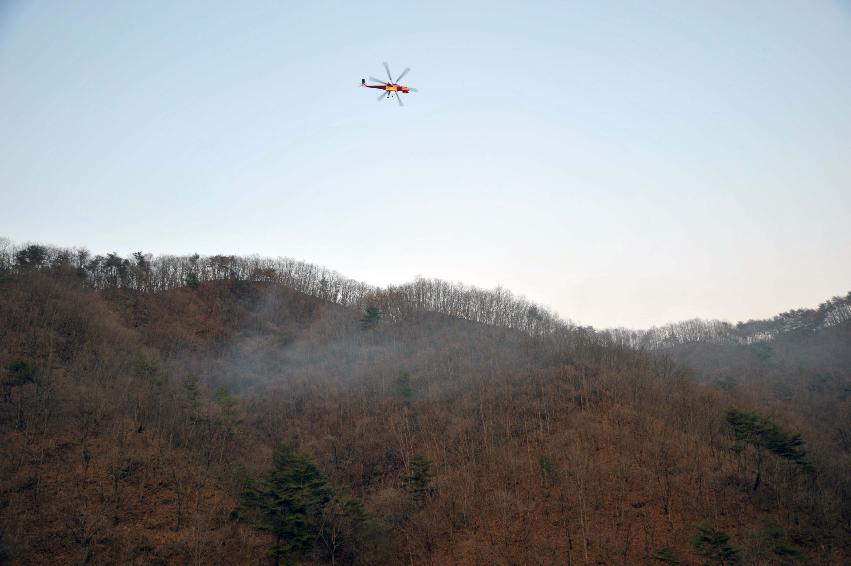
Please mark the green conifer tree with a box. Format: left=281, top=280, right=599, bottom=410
left=238, top=445, right=332, bottom=565
left=651, top=546, right=681, bottom=564
left=406, top=454, right=432, bottom=504
left=185, top=272, right=200, bottom=289
left=756, top=518, right=803, bottom=563
left=395, top=371, right=413, bottom=405
left=360, top=306, right=381, bottom=330
left=725, top=408, right=811, bottom=491
left=690, top=522, right=739, bottom=565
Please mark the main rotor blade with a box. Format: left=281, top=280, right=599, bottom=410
left=368, top=77, right=387, bottom=85
left=395, top=92, right=403, bottom=107
left=395, top=67, right=410, bottom=82
left=383, top=61, right=393, bottom=82
left=377, top=90, right=388, bottom=101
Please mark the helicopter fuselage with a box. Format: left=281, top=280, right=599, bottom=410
left=361, top=81, right=410, bottom=93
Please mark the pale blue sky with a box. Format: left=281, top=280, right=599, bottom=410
left=2, top=1, right=850, bottom=327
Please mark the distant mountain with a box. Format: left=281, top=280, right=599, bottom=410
left=602, top=292, right=851, bottom=349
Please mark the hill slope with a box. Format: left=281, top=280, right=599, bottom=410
left=1, top=255, right=849, bottom=564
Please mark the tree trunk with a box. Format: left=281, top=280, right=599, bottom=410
left=752, top=450, right=762, bottom=492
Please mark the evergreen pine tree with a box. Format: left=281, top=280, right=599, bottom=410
left=725, top=408, right=811, bottom=491
left=360, top=306, right=381, bottom=330
left=756, top=518, right=803, bottom=563
left=394, top=371, right=413, bottom=405
left=406, top=454, right=432, bottom=503
left=689, top=522, right=739, bottom=565
left=651, top=546, right=681, bottom=564
left=238, top=445, right=332, bottom=565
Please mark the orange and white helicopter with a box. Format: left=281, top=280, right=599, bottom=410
left=361, top=62, right=418, bottom=106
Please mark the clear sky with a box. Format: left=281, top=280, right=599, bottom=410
left=2, top=1, right=850, bottom=328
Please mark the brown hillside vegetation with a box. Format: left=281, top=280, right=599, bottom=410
left=1, top=245, right=849, bottom=564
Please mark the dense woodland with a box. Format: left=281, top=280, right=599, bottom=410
left=1, top=240, right=849, bottom=564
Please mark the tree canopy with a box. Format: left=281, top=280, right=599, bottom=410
left=238, top=445, right=333, bottom=564
left=725, top=408, right=810, bottom=470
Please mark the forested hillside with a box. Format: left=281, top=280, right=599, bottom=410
left=602, top=295, right=851, bottom=349
left=1, top=241, right=849, bottom=564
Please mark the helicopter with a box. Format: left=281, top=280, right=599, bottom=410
left=361, top=62, right=418, bottom=106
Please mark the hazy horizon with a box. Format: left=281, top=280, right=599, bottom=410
left=2, top=1, right=850, bottom=328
